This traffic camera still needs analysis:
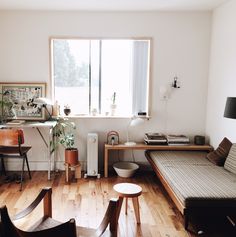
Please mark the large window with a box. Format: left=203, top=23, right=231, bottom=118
left=51, top=38, right=150, bottom=117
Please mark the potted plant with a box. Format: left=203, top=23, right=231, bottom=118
left=53, top=117, right=78, bottom=165
left=63, top=104, right=71, bottom=116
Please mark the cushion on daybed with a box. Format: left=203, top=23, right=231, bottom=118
left=224, top=143, right=236, bottom=175
left=206, top=137, right=232, bottom=166
left=148, top=151, right=236, bottom=208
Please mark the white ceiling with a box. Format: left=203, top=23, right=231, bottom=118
left=0, top=0, right=229, bottom=11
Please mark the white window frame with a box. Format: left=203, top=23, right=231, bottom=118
left=50, top=37, right=151, bottom=118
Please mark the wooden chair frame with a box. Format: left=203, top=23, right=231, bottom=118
left=0, top=187, right=120, bottom=237
left=0, top=129, right=31, bottom=191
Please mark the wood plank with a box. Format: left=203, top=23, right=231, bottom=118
left=146, top=155, right=185, bottom=213
left=105, top=143, right=213, bottom=151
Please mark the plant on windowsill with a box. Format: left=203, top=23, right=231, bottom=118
left=63, top=104, right=71, bottom=116
left=110, top=92, right=117, bottom=116
left=52, top=117, right=78, bottom=165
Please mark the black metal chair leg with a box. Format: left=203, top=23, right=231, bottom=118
left=184, top=213, right=189, bottom=230
left=20, top=157, right=26, bottom=191
left=1, top=157, right=6, bottom=176
left=25, top=154, right=31, bottom=179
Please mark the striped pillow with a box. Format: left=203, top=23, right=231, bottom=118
left=224, top=143, right=236, bottom=175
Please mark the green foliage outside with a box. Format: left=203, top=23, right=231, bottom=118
left=53, top=40, right=89, bottom=87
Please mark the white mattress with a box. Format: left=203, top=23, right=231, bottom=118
left=148, top=151, right=236, bottom=207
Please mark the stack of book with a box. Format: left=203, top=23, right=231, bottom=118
left=166, top=134, right=190, bottom=145
left=144, top=133, right=167, bottom=145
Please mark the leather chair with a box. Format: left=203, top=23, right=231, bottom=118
left=0, top=129, right=31, bottom=191
left=0, top=187, right=119, bottom=237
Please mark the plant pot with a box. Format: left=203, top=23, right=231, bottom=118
left=64, top=108, right=71, bottom=116
left=65, top=148, right=78, bottom=165
left=110, top=104, right=117, bottom=116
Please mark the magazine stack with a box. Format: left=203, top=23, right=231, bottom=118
left=166, top=134, right=190, bottom=145
left=144, top=133, right=168, bottom=145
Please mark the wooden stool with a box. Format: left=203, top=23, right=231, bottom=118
left=65, top=162, right=81, bottom=183
left=113, top=183, right=142, bottom=224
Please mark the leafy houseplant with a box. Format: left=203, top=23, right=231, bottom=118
left=53, top=117, right=78, bottom=165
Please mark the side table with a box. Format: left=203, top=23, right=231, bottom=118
left=104, top=143, right=213, bottom=177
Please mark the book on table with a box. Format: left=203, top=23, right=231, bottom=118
left=144, top=133, right=190, bottom=145
left=167, top=134, right=190, bottom=145
left=144, top=133, right=168, bottom=145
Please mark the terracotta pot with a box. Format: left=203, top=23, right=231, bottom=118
left=65, top=148, right=78, bottom=165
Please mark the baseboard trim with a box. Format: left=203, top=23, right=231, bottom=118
left=4, top=160, right=86, bottom=171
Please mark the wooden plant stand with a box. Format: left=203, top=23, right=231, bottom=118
left=65, top=162, right=81, bottom=183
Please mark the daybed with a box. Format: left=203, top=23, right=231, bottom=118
left=145, top=150, right=236, bottom=230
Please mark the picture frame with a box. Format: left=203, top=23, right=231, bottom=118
left=0, top=82, right=46, bottom=120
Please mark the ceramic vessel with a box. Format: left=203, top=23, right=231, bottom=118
left=113, top=162, right=139, bottom=178
left=65, top=148, right=78, bottom=165
left=110, top=104, right=117, bottom=116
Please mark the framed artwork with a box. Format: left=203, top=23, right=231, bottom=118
left=0, top=83, right=46, bottom=120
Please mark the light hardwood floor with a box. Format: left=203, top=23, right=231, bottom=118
left=0, top=171, right=235, bottom=237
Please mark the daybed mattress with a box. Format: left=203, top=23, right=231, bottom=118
left=147, top=151, right=236, bottom=208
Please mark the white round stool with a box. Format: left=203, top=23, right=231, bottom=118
left=113, top=183, right=142, bottom=224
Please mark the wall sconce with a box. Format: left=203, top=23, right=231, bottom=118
left=172, top=76, right=180, bottom=88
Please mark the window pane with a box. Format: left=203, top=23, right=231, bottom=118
left=90, top=40, right=100, bottom=114
left=132, top=40, right=150, bottom=115
left=53, top=39, right=90, bottom=115
left=101, top=40, right=132, bottom=116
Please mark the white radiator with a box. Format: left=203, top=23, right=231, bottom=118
left=84, top=133, right=100, bottom=178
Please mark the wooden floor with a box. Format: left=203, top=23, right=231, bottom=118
left=0, top=171, right=235, bottom=237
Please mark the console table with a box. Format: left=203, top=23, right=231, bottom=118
left=104, top=143, right=213, bottom=177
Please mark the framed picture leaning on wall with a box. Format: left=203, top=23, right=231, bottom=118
left=0, top=82, right=46, bottom=121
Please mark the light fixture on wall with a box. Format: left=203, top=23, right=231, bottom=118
left=172, top=76, right=180, bottom=88
left=125, top=116, right=144, bottom=146
left=33, top=97, right=53, bottom=120
left=224, top=97, right=236, bottom=119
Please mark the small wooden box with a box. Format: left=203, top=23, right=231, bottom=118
left=65, top=162, right=81, bottom=183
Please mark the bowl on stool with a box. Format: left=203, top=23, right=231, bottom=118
left=113, top=162, right=139, bottom=178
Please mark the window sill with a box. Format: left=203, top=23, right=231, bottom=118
left=53, top=115, right=150, bottom=119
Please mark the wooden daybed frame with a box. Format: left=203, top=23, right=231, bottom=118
left=145, top=150, right=236, bottom=230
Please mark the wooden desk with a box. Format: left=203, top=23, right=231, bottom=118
left=0, top=121, right=57, bottom=180
left=104, top=143, right=213, bottom=177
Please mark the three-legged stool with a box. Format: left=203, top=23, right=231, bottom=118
left=113, top=183, right=142, bottom=224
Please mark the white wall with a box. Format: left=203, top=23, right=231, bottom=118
left=206, top=0, right=236, bottom=147
left=0, top=11, right=211, bottom=172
